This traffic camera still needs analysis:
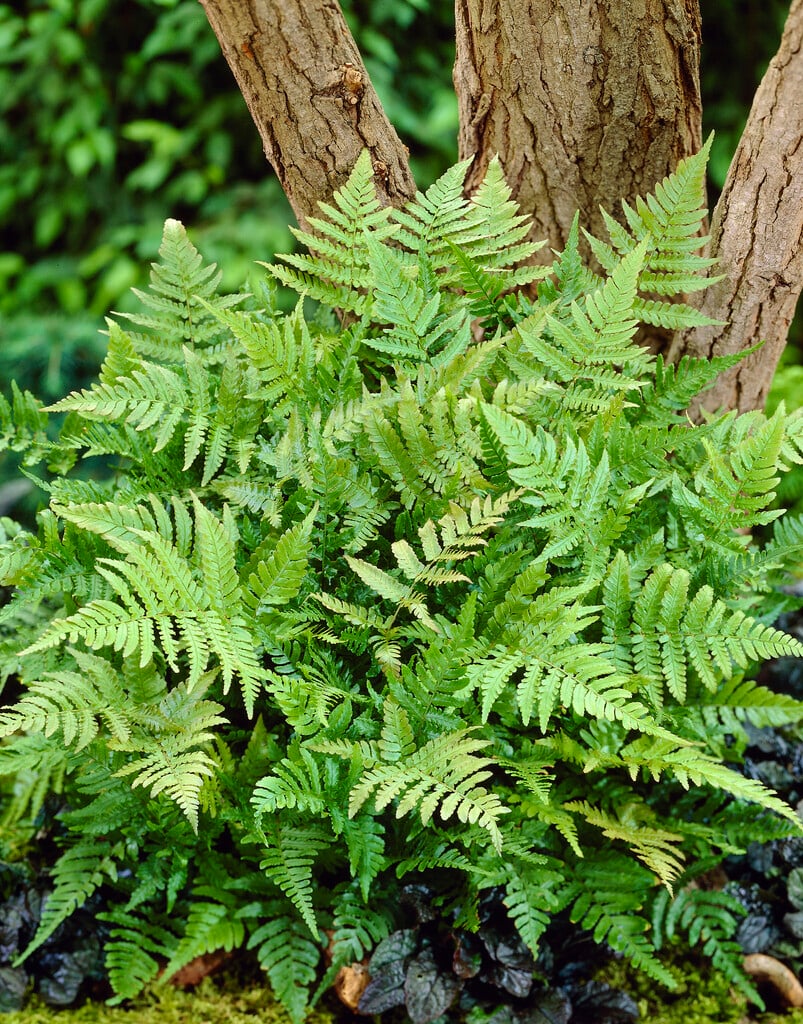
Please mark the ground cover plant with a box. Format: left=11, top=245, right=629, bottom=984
left=3, top=144, right=803, bottom=1021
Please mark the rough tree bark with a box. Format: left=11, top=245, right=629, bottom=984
left=200, top=0, right=803, bottom=413
left=670, top=0, right=803, bottom=414
left=453, top=0, right=703, bottom=257
left=197, top=0, right=416, bottom=230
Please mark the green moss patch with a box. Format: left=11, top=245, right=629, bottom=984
left=0, top=979, right=339, bottom=1024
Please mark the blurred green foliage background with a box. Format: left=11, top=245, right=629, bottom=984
left=0, top=0, right=798, bottom=427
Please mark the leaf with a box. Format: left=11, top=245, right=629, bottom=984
left=404, top=948, right=462, bottom=1024
left=246, top=508, right=316, bottom=611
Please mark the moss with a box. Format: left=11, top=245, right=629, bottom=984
left=0, top=977, right=340, bottom=1024
left=8, top=955, right=803, bottom=1024
left=594, top=953, right=750, bottom=1024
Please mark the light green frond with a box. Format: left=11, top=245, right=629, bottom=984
left=651, top=887, right=759, bottom=1004
left=100, top=910, right=179, bottom=1002
left=569, top=856, right=677, bottom=988
left=116, top=747, right=217, bottom=832
left=630, top=564, right=803, bottom=697
left=258, top=821, right=331, bottom=934
left=117, top=218, right=246, bottom=360
left=349, top=725, right=507, bottom=851
left=328, top=882, right=393, bottom=968
left=268, top=150, right=396, bottom=315
left=162, top=897, right=245, bottom=983
left=252, top=747, right=327, bottom=817
left=392, top=158, right=473, bottom=253
left=565, top=800, right=685, bottom=888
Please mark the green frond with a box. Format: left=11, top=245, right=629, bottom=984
left=117, top=218, right=246, bottom=360
left=258, top=820, right=332, bottom=934
left=392, top=158, right=473, bottom=253
left=620, top=739, right=803, bottom=827
left=21, top=502, right=263, bottom=713
left=17, top=838, right=120, bottom=961
left=162, top=897, right=245, bottom=983
left=349, top=722, right=507, bottom=851
left=116, top=745, right=218, bottom=833
left=267, top=149, right=396, bottom=315
left=569, top=855, right=677, bottom=988
left=564, top=800, right=685, bottom=887
left=0, top=380, right=50, bottom=463
left=503, top=861, right=567, bottom=957
left=696, top=408, right=786, bottom=529
left=99, top=909, right=179, bottom=1002
left=341, top=814, right=387, bottom=900
left=454, top=157, right=545, bottom=267
left=0, top=650, right=132, bottom=750
left=252, top=747, right=327, bottom=817
left=697, top=674, right=803, bottom=732
left=652, top=887, right=759, bottom=1005
left=634, top=349, right=751, bottom=427
left=244, top=910, right=321, bottom=1024
left=629, top=564, right=803, bottom=698
left=328, top=881, right=394, bottom=968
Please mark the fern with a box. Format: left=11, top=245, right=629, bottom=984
left=117, top=218, right=246, bottom=361
left=268, top=150, right=396, bottom=315
left=350, top=707, right=508, bottom=852
left=17, top=837, right=121, bottom=960
left=161, top=893, right=245, bottom=982
left=652, top=886, right=759, bottom=1005
left=257, top=820, right=331, bottom=934
left=328, top=880, right=395, bottom=968
left=99, top=908, right=179, bottom=1002
left=242, top=906, right=321, bottom=1024
left=568, top=855, right=677, bottom=988
left=2, top=143, right=803, bottom=1017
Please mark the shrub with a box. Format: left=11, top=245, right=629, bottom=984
left=2, top=143, right=803, bottom=1021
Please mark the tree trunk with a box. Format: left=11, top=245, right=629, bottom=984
left=453, top=0, right=703, bottom=258
left=669, top=0, right=803, bottom=414
left=198, top=0, right=416, bottom=230
left=199, top=0, right=802, bottom=414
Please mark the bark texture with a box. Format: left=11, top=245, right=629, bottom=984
left=669, top=0, right=803, bottom=414
left=454, top=0, right=703, bottom=257
left=199, top=0, right=416, bottom=229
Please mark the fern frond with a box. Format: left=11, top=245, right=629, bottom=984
left=21, top=503, right=263, bottom=714
left=350, top=718, right=507, bottom=851
left=268, top=150, right=396, bottom=315
left=503, top=860, right=567, bottom=957
left=251, top=746, right=327, bottom=817
left=565, top=800, right=685, bottom=888
left=258, top=820, right=331, bottom=934
left=244, top=909, right=321, bottom=1024
left=117, top=218, right=246, bottom=360
left=100, top=909, right=179, bottom=1002
left=17, top=838, right=120, bottom=961
left=162, top=896, right=245, bottom=983
left=569, top=855, right=677, bottom=988
left=329, top=881, right=394, bottom=968
left=652, top=886, right=759, bottom=1005
left=629, top=564, right=803, bottom=699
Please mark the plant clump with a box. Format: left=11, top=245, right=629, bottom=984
left=2, top=142, right=803, bottom=1020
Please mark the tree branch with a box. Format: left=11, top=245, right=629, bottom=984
left=199, top=0, right=416, bottom=229
left=670, top=0, right=803, bottom=413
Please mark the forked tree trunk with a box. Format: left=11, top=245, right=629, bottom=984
left=453, top=0, right=703, bottom=257
left=671, top=0, right=803, bottom=414
left=200, top=0, right=802, bottom=413
left=197, top=0, right=416, bottom=230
